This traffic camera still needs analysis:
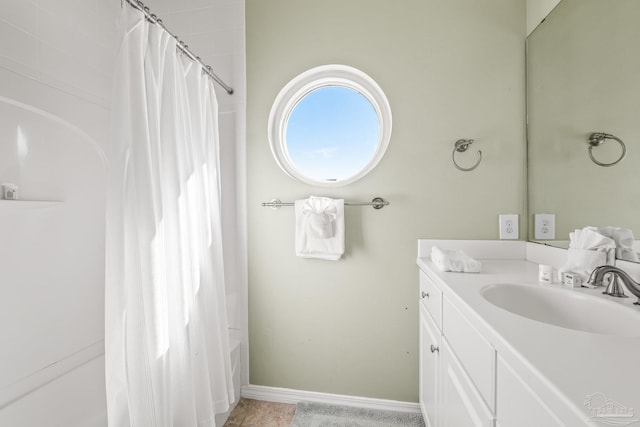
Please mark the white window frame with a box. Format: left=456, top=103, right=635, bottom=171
left=268, top=64, right=392, bottom=187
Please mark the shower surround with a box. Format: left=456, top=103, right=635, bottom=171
left=0, top=1, right=246, bottom=426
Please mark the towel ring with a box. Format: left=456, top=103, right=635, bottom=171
left=588, top=132, right=626, bottom=167
left=452, top=139, right=482, bottom=172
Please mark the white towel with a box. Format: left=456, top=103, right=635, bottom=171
left=295, top=196, right=344, bottom=260
left=559, top=227, right=616, bottom=286
left=431, top=246, right=481, bottom=273
left=599, top=226, right=639, bottom=262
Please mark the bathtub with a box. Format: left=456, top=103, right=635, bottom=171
left=215, top=330, right=243, bottom=426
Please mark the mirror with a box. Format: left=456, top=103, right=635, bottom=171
left=527, top=0, right=640, bottom=261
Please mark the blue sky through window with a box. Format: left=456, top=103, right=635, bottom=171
left=285, top=86, right=380, bottom=182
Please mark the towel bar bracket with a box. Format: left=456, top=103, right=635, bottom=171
left=265, top=198, right=283, bottom=210
left=371, top=197, right=386, bottom=209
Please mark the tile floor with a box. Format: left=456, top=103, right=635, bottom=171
left=223, top=398, right=296, bottom=427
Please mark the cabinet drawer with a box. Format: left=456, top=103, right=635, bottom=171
left=443, top=297, right=496, bottom=413
left=419, top=270, right=443, bottom=330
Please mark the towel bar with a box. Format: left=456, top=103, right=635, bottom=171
left=261, top=197, right=389, bottom=210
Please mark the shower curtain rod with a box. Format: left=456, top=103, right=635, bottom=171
left=123, top=0, right=234, bottom=95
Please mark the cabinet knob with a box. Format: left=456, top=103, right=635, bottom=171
left=430, top=344, right=439, bottom=353
left=421, top=291, right=429, bottom=299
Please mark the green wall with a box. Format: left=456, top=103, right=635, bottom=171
left=246, top=0, right=525, bottom=402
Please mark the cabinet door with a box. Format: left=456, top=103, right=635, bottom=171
left=419, top=303, right=440, bottom=427
left=440, top=339, right=494, bottom=427
left=496, top=356, right=565, bottom=427
left=443, top=298, right=495, bottom=412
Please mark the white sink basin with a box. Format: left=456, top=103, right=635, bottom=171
left=481, top=283, right=640, bottom=337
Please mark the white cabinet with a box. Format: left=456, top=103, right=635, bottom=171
left=419, top=270, right=443, bottom=329
left=440, top=339, right=494, bottom=427
left=418, top=270, right=494, bottom=427
left=443, top=298, right=496, bottom=412
left=496, top=356, right=565, bottom=427
left=419, top=264, right=579, bottom=427
left=419, top=303, right=440, bottom=427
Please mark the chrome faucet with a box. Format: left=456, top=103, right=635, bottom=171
left=588, top=265, right=640, bottom=305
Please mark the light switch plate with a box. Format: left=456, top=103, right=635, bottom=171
left=499, top=214, right=519, bottom=240
left=534, top=213, right=555, bottom=240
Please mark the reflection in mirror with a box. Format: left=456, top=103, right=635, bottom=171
left=527, top=0, right=640, bottom=261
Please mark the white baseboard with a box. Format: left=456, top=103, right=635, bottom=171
left=241, top=384, right=421, bottom=414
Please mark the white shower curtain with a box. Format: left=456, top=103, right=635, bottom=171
left=105, top=6, right=234, bottom=427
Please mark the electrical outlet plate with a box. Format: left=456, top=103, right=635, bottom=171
left=499, top=214, right=519, bottom=240
left=534, top=213, right=555, bottom=240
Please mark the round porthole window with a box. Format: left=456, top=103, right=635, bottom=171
left=268, top=65, right=392, bottom=186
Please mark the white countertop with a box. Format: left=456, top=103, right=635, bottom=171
left=417, top=257, right=640, bottom=425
